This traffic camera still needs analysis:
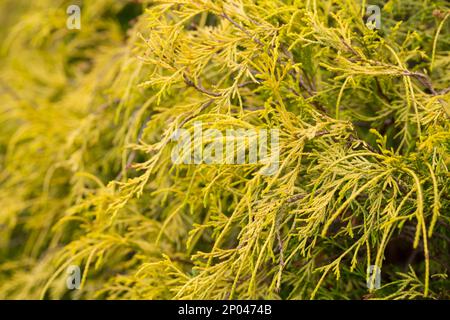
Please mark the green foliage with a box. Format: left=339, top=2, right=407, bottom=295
left=0, top=0, right=449, bottom=300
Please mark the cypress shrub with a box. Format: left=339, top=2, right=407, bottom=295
left=0, top=0, right=449, bottom=299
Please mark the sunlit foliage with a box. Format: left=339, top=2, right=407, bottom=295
left=0, top=0, right=449, bottom=299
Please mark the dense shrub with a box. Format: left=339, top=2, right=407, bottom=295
left=0, top=0, right=449, bottom=299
